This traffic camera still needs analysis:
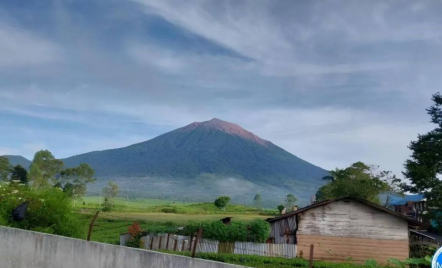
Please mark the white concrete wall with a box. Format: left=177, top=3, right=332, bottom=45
left=0, top=226, right=246, bottom=268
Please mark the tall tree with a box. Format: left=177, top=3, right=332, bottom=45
left=10, top=165, right=28, bottom=184
left=28, top=163, right=45, bottom=189
left=102, top=181, right=120, bottom=212
left=284, top=193, right=297, bottom=212
left=30, top=150, right=63, bottom=187
left=59, top=163, right=96, bottom=198
left=404, top=93, right=442, bottom=209
left=277, top=204, right=285, bottom=215
left=253, top=194, right=262, bottom=212
left=0, top=156, right=10, bottom=181
left=316, top=162, right=400, bottom=203
left=214, top=196, right=231, bottom=211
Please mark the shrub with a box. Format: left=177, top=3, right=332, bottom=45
left=248, top=219, right=271, bottom=243
left=161, top=207, right=177, bottom=213
left=182, top=219, right=269, bottom=243
left=0, top=182, right=83, bottom=238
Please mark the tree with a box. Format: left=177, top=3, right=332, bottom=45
left=253, top=194, right=262, bottom=212
left=277, top=204, right=285, bottom=215
left=404, top=93, right=442, bottom=210
left=28, top=163, right=45, bottom=189
left=315, top=162, right=399, bottom=203
left=58, top=163, right=96, bottom=198
left=284, top=193, right=297, bottom=212
left=29, top=150, right=63, bottom=188
left=0, top=156, right=10, bottom=181
left=102, top=181, right=120, bottom=211
left=10, top=165, right=28, bottom=184
left=214, top=196, right=231, bottom=211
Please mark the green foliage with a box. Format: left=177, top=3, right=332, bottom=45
left=316, top=162, right=400, bottom=203
left=160, top=251, right=378, bottom=268
left=214, top=196, right=231, bottom=210
left=183, top=219, right=269, bottom=242
left=254, top=194, right=262, bottom=212
left=248, top=219, right=270, bottom=243
left=284, top=193, right=297, bottom=212
left=59, top=163, right=96, bottom=198
left=102, top=181, right=120, bottom=212
left=277, top=204, right=284, bottom=214
left=389, top=256, right=432, bottom=268
left=404, top=93, right=442, bottom=227
left=10, top=165, right=28, bottom=184
left=0, top=156, right=10, bottom=181
left=31, top=150, right=63, bottom=187
left=0, top=181, right=83, bottom=238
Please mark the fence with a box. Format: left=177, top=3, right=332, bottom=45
left=120, top=233, right=298, bottom=258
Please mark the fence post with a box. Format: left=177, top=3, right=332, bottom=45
left=309, top=244, right=314, bottom=268
left=87, top=211, right=100, bottom=241
left=159, top=235, right=163, bottom=249
left=166, top=233, right=170, bottom=250
left=181, top=239, right=186, bottom=252
left=150, top=236, right=154, bottom=250
left=173, top=238, right=178, bottom=251
left=188, top=235, right=193, bottom=251
left=192, top=227, right=204, bottom=258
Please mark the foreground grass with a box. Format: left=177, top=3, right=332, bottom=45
left=158, top=251, right=376, bottom=268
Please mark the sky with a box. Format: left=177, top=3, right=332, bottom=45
left=0, top=0, right=441, bottom=176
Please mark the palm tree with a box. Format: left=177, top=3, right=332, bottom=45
left=322, top=168, right=348, bottom=183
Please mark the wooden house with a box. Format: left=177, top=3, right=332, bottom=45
left=267, top=197, right=421, bottom=264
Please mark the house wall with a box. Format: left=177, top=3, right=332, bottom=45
left=296, top=200, right=409, bottom=263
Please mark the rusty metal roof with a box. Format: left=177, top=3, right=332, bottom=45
left=266, top=197, right=422, bottom=226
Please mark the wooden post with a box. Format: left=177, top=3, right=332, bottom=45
left=159, top=235, right=163, bottom=249
left=188, top=235, right=193, bottom=251
left=166, top=233, right=170, bottom=250
left=309, top=244, right=314, bottom=268
left=87, top=211, right=100, bottom=241
left=173, top=238, right=178, bottom=251
left=150, top=236, right=154, bottom=250
left=181, top=239, right=185, bottom=252
left=191, top=228, right=203, bottom=258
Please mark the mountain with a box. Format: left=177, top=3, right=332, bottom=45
left=3, top=155, right=32, bottom=168
left=62, top=118, right=329, bottom=206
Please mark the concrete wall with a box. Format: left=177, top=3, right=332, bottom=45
left=0, top=226, right=246, bottom=268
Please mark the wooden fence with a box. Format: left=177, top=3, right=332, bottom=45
left=120, top=233, right=297, bottom=258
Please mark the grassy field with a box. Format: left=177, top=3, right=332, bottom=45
left=77, top=196, right=275, bottom=244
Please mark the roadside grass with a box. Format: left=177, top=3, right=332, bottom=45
left=158, top=251, right=377, bottom=268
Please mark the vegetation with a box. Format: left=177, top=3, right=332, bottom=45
left=182, top=219, right=270, bottom=243
left=0, top=181, right=83, bottom=238
left=159, top=251, right=382, bottom=268
left=284, top=193, right=297, bottom=212
left=404, top=93, right=442, bottom=230
left=102, top=181, right=120, bottom=212
left=316, top=162, right=403, bottom=204
left=254, top=194, right=262, bottom=212
left=277, top=204, right=285, bottom=214
left=10, top=165, right=28, bottom=184
left=214, top=196, right=231, bottom=211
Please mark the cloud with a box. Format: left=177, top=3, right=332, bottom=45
left=0, top=25, right=61, bottom=67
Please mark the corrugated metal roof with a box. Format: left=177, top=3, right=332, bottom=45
left=266, top=197, right=422, bottom=226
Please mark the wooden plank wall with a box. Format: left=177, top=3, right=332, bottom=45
left=297, top=234, right=409, bottom=263
left=296, top=200, right=410, bottom=263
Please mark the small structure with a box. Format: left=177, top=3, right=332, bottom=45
left=220, top=217, right=232, bottom=225
left=389, top=194, right=427, bottom=222
left=267, top=197, right=421, bottom=264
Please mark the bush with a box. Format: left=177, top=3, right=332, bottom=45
left=248, top=219, right=271, bottom=243
left=161, top=207, right=177, bottom=213
left=0, top=182, right=83, bottom=238
left=182, top=219, right=270, bottom=243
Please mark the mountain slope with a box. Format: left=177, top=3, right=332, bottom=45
left=63, top=118, right=328, bottom=206
left=2, top=155, right=32, bottom=168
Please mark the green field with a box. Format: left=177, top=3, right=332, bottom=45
left=77, top=196, right=275, bottom=244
